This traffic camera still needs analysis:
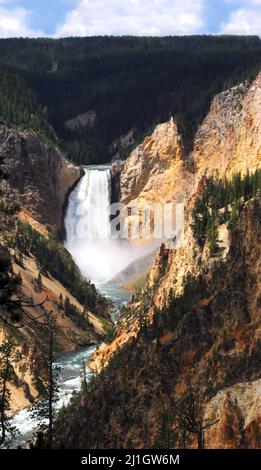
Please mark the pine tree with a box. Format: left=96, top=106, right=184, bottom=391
left=206, top=217, right=220, bottom=257
left=223, top=203, right=230, bottom=224
left=152, top=308, right=162, bottom=347
left=191, top=197, right=209, bottom=246
left=0, top=339, right=20, bottom=447
left=64, top=296, right=71, bottom=316
left=228, top=201, right=240, bottom=231
left=37, top=271, right=43, bottom=290
left=139, top=308, right=148, bottom=339
left=81, top=360, right=88, bottom=399
left=175, top=383, right=219, bottom=449
left=30, top=312, right=60, bottom=449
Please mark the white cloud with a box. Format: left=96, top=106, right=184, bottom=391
left=55, top=0, right=205, bottom=37
left=224, top=0, right=261, bottom=6
left=237, top=1, right=261, bottom=4
left=221, top=1, right=261, bottom=34
left=0, top=4, right=43, bottom=38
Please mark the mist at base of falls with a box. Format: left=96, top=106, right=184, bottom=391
left=66, top=238, right=156, bottom=283
left=64, top=166, right=157, bottom=283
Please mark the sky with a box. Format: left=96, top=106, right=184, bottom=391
left=0, top=0, right=260, bottom=38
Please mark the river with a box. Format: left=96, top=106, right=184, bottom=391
left=11, top=282, right=129, bottom=448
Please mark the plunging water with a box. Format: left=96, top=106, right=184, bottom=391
left=64, top=166, right=113, bottom=281
left=64, top=166, right=153, bottom=283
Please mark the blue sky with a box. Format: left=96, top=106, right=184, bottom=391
left=0, top=0, right=260, bottom=38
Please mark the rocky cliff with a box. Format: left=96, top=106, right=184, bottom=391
left=120, top=117, right=193, bottom=210
left=0, top=239, right=112, bottom=413
left=0, top=124, right=81, bottom=234
left=193, top=74, right=261, bottom=182
left=92, top=73, right=261, bottom=373
left=122, top=72, right=261, bottom=299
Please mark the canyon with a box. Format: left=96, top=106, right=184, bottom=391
left=56, top=73, right=261, bottom=449
left=0, top=66, right=261, bottom=449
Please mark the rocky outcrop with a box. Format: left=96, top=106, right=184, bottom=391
left=204, top=378, right=261, bottom=449
left=193, top=73, right=261, bottom=182
left=65, top=110, right=97, bottom=131
left=89, top=73, right=261, bottom=377
left=0, top=124, right=114, bottom=414
left=120, top=117, right=193, bottom=209
left=0, top=124, right=81, bottom=233
left=110, top=248, right=157, bottom=290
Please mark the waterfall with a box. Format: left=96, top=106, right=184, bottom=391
left=65, top=167, right=111, bottom=243
left=64, top=166, right=114, bottom=282
left=65, top=165, right=157, bottom=283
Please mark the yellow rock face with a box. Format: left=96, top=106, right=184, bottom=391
left=121, top=118, right=186, bottom=206
left=193, top=73, right=261, bottom=183
left=204, top=379, right=261, bottom=449
left=119, top=73, right=261, bottom=258
left=120, top=118, right=194, bottom=235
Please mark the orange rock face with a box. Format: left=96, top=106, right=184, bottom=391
left=194, top=74, right=261, bottom=182
left=0, top=124, right=81, bottom=234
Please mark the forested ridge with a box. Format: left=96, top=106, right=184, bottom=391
left=192, top=170, right=261, bottom=254
left=0, top=71, right=59, bottom=148
left=0, top=35, right=261, bottom=164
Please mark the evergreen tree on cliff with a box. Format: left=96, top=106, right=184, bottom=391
left=30, top=312, right=59, bottom=449
left=0, top=339, right=19, bottom=447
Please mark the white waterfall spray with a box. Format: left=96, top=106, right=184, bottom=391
left=65, top=165, right=159, bottom=283
left=65, top=166, right=113, bottom=282
left=65, top=167, right=111, bottom=242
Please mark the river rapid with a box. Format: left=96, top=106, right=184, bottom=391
left=10, top=282, right=129, bottom=448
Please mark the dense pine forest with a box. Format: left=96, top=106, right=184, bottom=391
left=192, top=170, right=261, bottom=253
left=0, top=36, right=261, bottom=164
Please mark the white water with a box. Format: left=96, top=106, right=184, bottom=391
left=10, top=346, right=96, bottom=448
left=64, top=166, right=155, bottom=283
left=65, top=166, right=115, bottom=281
